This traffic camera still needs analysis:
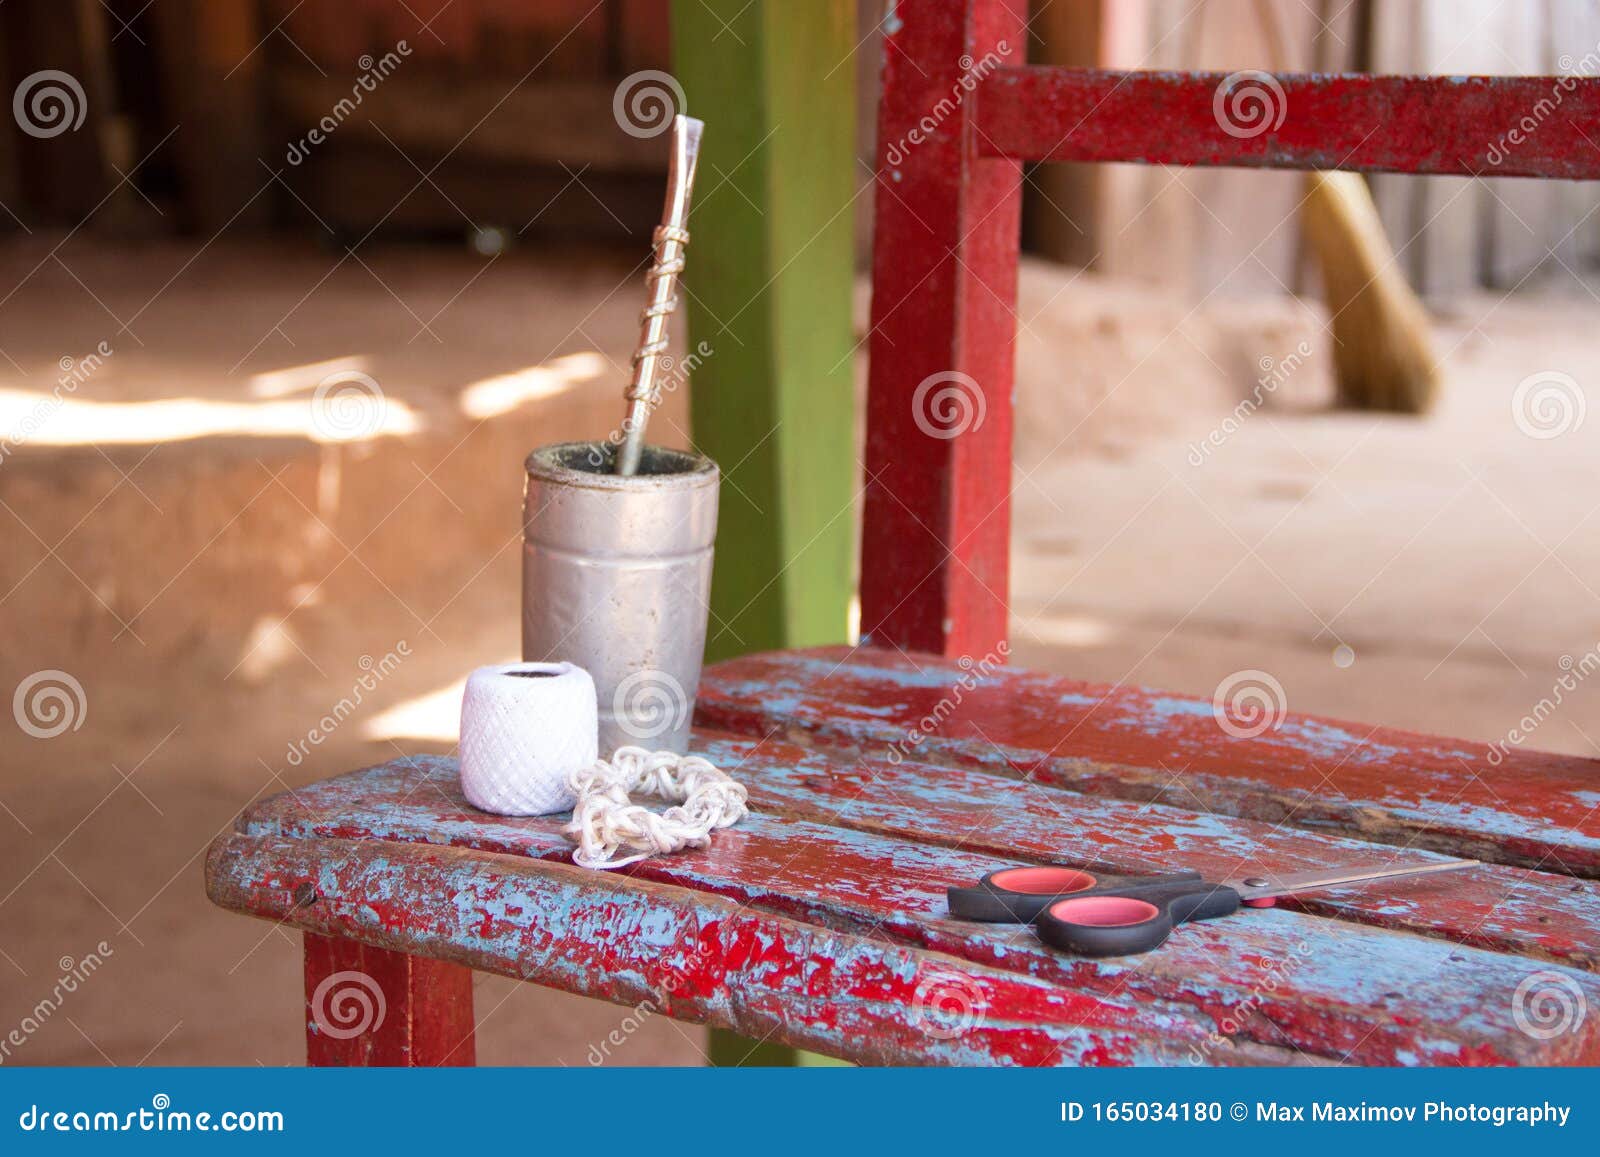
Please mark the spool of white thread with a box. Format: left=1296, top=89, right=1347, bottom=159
left=458, top=662, right=598, bottom=816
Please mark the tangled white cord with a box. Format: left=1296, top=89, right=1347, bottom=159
left=564, top=746, right=749, bottom=870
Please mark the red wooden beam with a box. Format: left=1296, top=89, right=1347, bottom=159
left=861, top=0, right=1025, bottom=660
left=977, top=67, right=1600, bottom=179
left=303, top=933, right=475, bottom=1066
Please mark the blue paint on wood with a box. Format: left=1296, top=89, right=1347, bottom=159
left=228, top=751, right=1600, bottom=1064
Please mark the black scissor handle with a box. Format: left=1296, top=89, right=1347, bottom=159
left=1035, top=878, right=1242, bottom=957
left=947, top=865, right=1206, bottom=923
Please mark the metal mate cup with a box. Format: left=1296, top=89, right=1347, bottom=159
left=522, top=441, right=719, bottom=756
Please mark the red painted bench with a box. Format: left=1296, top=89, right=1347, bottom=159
left=206, top=0, right=1600, bottom=1065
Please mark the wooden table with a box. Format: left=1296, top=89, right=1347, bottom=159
left=206, top=647, right=1600, bottom=1066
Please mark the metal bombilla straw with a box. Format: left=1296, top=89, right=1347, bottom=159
left=615, top=114, right=704, bottom=476
left=523, top=113, right=718, bottom=755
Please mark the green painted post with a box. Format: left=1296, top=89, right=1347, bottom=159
left=670, top=0, right=857, bottom=1067
left=670, top=0, right=857, bottom=664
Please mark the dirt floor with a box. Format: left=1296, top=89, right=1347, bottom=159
left=2, top=235, right=1598, bottom=1066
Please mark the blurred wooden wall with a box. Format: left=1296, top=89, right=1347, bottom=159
left=264, top=0, right=674, bottom=239
left=0, top=0, right=676, bottom=240
left=9, top=0, right=1600, bottom=291
left=1366, top=0, right=1600, bottom=294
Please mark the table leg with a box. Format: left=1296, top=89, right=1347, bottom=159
left=303, top=933, right=475, bottom=1066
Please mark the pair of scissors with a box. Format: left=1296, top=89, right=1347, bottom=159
left=948, top=858, right=1478, bottom=957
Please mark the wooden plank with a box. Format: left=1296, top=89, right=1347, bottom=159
left=0, top=0, right=112, bottom=222
left=1023, top=0, right=1105, bottom=268
left=1070, top=1, right=1190, bottom=285
left=695, top=647, right=1600, bottom=875
left=275, top=0, right=607, bottom=72
left=268, top=0, right=370, bottom=67
left=218, top=754, right=1600, bottom=1064
left=251, top=741, right=1600, bottom=978
left=283, top=147, right=663, bottom=237
left=669, top=0, right=857, bottom=660
left=686, top=733, right=1600, bottom=971
left=617, top=0, right=673, bottom=74
left=152, top=0, right=268, bottom=233
left=0, top=28, right=18, bottom=223
left=214, top=832, right=1282, bottom=1067
left=303, top=933, right=475, bottom=1066
left=270, top=72, right=665, bottom=173
left=862, top=0, right=1025, bottom=659
left=976, top=68, right=1600, bottom=179
left=1478, top=1, right=1551, bottom=289
left=1362, top=0, right=1426, bottom=287
left=1404, top=1, right=1488, bottom=294
left=1545, top=0, right=1600, bottom=273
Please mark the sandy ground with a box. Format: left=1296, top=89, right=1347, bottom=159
left=0, top=235, right=708, bottom=1066
left=1008, top=287, right=1600, bottom=750
left=2, top=236, right=1598, bottom=1066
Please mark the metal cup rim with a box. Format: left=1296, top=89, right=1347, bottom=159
left=525, top=441, right=718, bottom=492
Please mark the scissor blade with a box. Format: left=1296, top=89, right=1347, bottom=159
left=1227, top=858, right=1478, bottom=900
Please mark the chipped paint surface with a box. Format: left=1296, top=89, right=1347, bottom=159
left=859, top=20, right=1600, bottom=658
left=302, top=933, right=474, bottom=1066
left=975, top=68, right=1600, bottom=180
left=697, top=647, right=1600, bottom=875
left=860, top=0, right=1022, bottom=658
left=685, top=734, right=1600, bottom=971
left=205, top=5, right=1600, bottom=1065
left=210, top=739, right=1600, bottom=1066
left=883, top=0, right=903, bottom=37
left=212, top=830, right=1275, bottom=1067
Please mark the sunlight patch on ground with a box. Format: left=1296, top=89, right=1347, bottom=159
left=0, top=390, right=422, bottom=446
left=458, top=351, right=607, bottom=419
left=1013, top=614, right=1115, bottom=649
left=249, top=355, right=373, bottom=398
left=361, top=660, right=516, bottom=744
